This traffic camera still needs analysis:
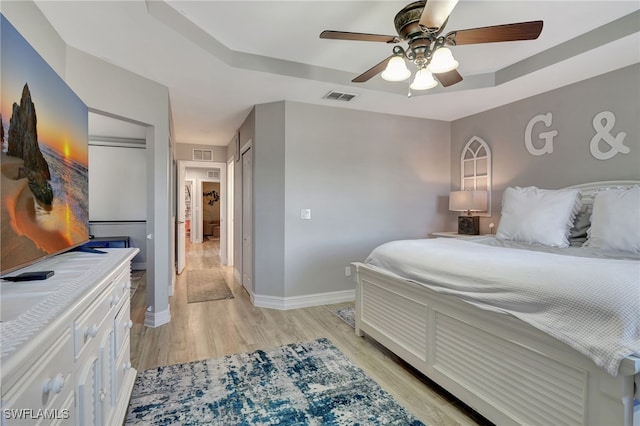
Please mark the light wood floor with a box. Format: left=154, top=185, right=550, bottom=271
left=130, top=239, right=492, bottom=426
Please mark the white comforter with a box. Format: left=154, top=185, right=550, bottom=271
left=365, top=237, right=640, bottom=375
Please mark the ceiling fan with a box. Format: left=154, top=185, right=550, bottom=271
left=320, top=0, right=543, bottom=91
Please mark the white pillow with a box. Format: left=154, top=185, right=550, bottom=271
left=496, top=186, right=580, bottom=247
left=585, top=186, right=640, bottom=253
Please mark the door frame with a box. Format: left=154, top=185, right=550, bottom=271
left=226, top=157, right=234, bottom=267
left=176, top=160, right=227, bottom=273
left=240, top=140, right=253, bottom=295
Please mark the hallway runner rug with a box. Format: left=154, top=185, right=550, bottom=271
left=186, top=269, right=234, bottom=303
left=125, top=338, right=424, bottom=425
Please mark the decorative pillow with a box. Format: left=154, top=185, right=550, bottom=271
left=496, top=186, right=580, bottom=248
left=585, top=186, right=640, bottom=253
left=568, top=202, right=592, bottom=247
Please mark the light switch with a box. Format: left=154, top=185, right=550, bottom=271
left=301, top=209, right=311, bottom=220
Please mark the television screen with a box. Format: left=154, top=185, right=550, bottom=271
left=1, top=14, right=89, bottom=275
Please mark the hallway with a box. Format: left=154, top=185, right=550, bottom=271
left=129, top=239, right=488, bottom=426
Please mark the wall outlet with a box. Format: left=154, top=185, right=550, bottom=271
left=301, top=209, right=311, bottom=220
left=345, top=266, right=351, bottom=277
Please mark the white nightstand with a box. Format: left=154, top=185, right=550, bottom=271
left=431, top=231, right=488, bottom=240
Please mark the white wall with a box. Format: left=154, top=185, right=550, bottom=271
left=3, top=1, right=173, bottom=327
left=87, top=143, right=147, bottom=268
left=88, top=144, right=146, bottom=221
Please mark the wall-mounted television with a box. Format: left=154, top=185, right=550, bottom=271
left=1, top=14, right=89, bottom=275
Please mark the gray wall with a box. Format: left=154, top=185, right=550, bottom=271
left=243, top=101, right=451, bottom=298
left=174, top=143, right=227, bottom=162
left=451, top=63, right=640, bottom=233
left=253, top=102, right=286, bottom=297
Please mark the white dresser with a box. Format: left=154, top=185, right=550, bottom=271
left=1, top=248, right=139, bottom=425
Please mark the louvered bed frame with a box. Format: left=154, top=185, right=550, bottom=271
left=352, top=181, right=640, bottom=426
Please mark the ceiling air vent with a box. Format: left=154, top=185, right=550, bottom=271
left=323, top=91, right=357, bottom=102
left=207, top=170, right=220, bottom=179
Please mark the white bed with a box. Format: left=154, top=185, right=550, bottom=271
left=352, top=181, right=640, bottom=426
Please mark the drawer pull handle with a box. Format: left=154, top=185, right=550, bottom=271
left=123, top=283, right=131, bottom=291
left=110, top=295, right=119, bottom=306
left=43, top=374, right=65, bottom=394
left=100, top=389, right=106, bottom=402
left=85, top=324, right=99, bottom=339
left=124, top=362, right=132, bottom=370
left=124, top=320, right=133, bottom=330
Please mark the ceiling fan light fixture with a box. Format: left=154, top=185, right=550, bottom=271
left=427, top=47, right=459, bottom=74
left=410, top=68, right=438, bottom=91
left=381, top=56, right=411, bottom=82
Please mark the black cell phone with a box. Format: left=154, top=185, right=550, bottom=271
left=2, top=271, right=55, bottom=281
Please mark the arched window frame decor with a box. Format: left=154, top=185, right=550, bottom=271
left=460, top=136, right=492, bottom=216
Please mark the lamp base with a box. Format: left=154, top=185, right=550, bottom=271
left=458, top=216, right=480, bottom=235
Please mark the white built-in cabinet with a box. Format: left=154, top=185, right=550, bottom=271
left=1, top=248, right=138, bottom=425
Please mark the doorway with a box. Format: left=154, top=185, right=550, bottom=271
left=202, top=181, right=221, bottom=240
left=176, top=160, right=227, bottom=275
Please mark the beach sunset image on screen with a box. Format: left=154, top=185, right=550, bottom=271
left=1, top=14, right=89, bottom=274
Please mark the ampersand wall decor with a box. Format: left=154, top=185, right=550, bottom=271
left=589, top=111, right=629, bottom=161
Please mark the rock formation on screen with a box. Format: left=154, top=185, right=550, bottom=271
left=7, top=83, right=53, bottom=206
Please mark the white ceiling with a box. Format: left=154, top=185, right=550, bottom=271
left=35, top=1, right=640, bottom=146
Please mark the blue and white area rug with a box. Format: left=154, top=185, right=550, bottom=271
left=126, top=338, right=424, bottom=425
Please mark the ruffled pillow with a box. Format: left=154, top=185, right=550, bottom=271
left=496, top=186, right=581, bottom=248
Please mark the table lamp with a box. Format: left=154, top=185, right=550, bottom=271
left=449, top=190, right=488, bottom=235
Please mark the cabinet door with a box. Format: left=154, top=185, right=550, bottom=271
left=76, top=355, right=101, bottom=426
left=100, top=328, right=115, bottom=425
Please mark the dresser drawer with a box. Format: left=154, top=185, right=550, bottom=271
left=2, top=332, right=74, bottom=425
left=73, top=288, right=114, bottom=358
left=111, top=267, right=131, bottom=307
left=114, top=300, right=132, bottom=357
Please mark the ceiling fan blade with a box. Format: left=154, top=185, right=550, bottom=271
left=434, top=69, right=463, bottom=87
left=352, top=56, right=394, bottom=83
left=419, top=0, right=459, bottom=30
left=320, top=30, right=401, bottom=44
left=448, top=20, right=543, bottom=45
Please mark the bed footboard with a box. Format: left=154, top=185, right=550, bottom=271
left=353, top=262, right=640, bottom=426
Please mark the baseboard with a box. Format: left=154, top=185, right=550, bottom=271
left=132, top=262, right=145, bottom=270
left=253, top=289, right=355, bottom=310
left=233, top=268, right=241, bottom=285
left=144, top=306, right=171, bottom=327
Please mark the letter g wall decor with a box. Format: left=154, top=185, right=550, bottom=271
left=524, top=110, right=630, bottom=160
left=525, top=113, right=558, bottom=156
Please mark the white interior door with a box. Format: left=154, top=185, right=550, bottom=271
left=241, top=147, right=252, bottom=294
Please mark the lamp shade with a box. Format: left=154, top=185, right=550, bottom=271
left=449, top=190, right=488, bottom=213
left=428, top=47, right=459, bottom=74
left=410, top=68, right=438, bottom=90
left=381, top=56, right=411, bottom=82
